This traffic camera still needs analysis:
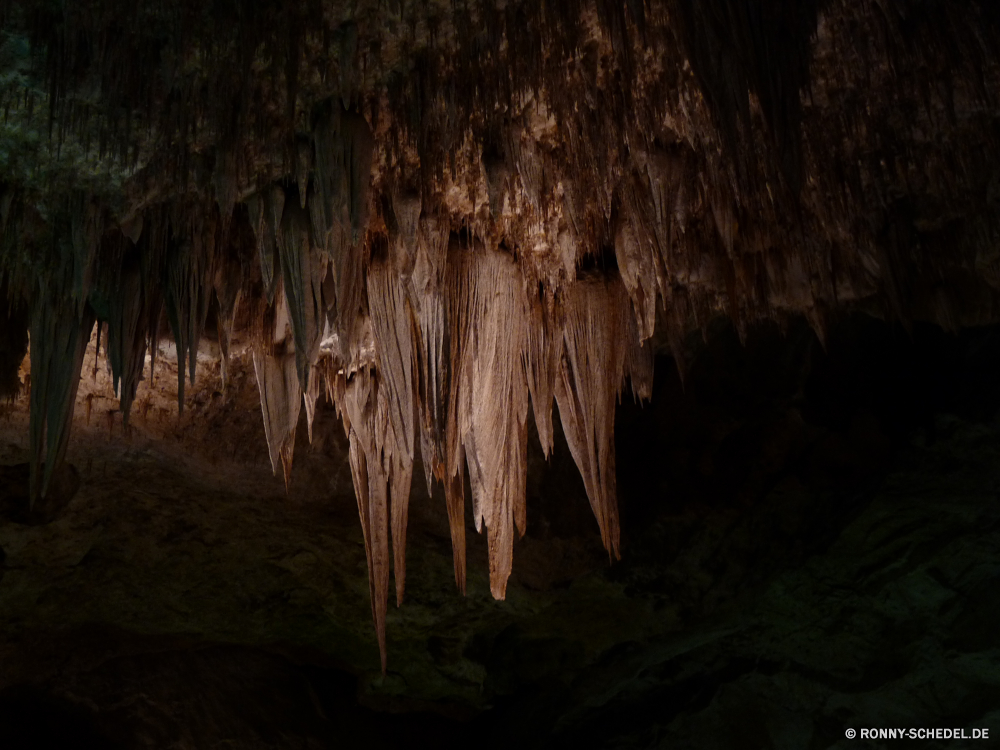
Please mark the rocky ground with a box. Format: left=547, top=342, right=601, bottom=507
left=0, top=315, right=998, bottom=749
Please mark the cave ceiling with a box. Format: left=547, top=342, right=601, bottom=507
left=1, top=0, right=999, bottom=671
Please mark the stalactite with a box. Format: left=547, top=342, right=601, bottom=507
left=105, top=258, right=147, bottom=426
left=252, top=344, right=301, bottom=490
left=303, top=365, right=322, bottom=444
left=296, top=138, right=311, bottom=211
left=525, top=284, right=559, bottom=457
left=312, top=100, right=375, bottom=245
left=277, top=196, right=327, bottom=393
left=367, top=251, right=417, bottom=605
left=69, top=196, right=102, bottom=318
left=28, top=297, right=95, bottom=506
left=309, top=102, right=376, bottom=373
left=334, top=364, right=391, bottom=674
left=615, top=149, right=692, bottom=344
left=411, top=217, right=450, bottom=491
left=553, top=273, right=650, bottom=561
left=484, top=151, right=511, bottom=219
left=450, top=240, right=530, bottom=600
left=213, top=252, right=242, bottom=390
left=164, top=206, right=217, bottom=414
left=139, top=210, right=170, bottom=388
left=248, top=187, right=284, bottom=306
left=614, top=204, right=659, bottom=342
left=388, top=440, right=414, bottom=607
left=442, top=457, right=467, bottom=596
left=334, top=221, right=369, bottom=358
left=411, top=218, right=465, bottom=592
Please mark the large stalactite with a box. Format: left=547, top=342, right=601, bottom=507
left=0, top=0, right=999, bottom=671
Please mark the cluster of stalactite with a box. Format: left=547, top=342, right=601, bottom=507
left=2, top=0, right=1000, bottom=669
left=0, top=160, right=654, bottom=674
left=238, top=104, right=656, bottom=669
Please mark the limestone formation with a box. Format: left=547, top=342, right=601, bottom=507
left=0, top=0, right=998, bottom=671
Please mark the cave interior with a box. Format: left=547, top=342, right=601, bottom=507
left=1, top=0, right=999, bottom=747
